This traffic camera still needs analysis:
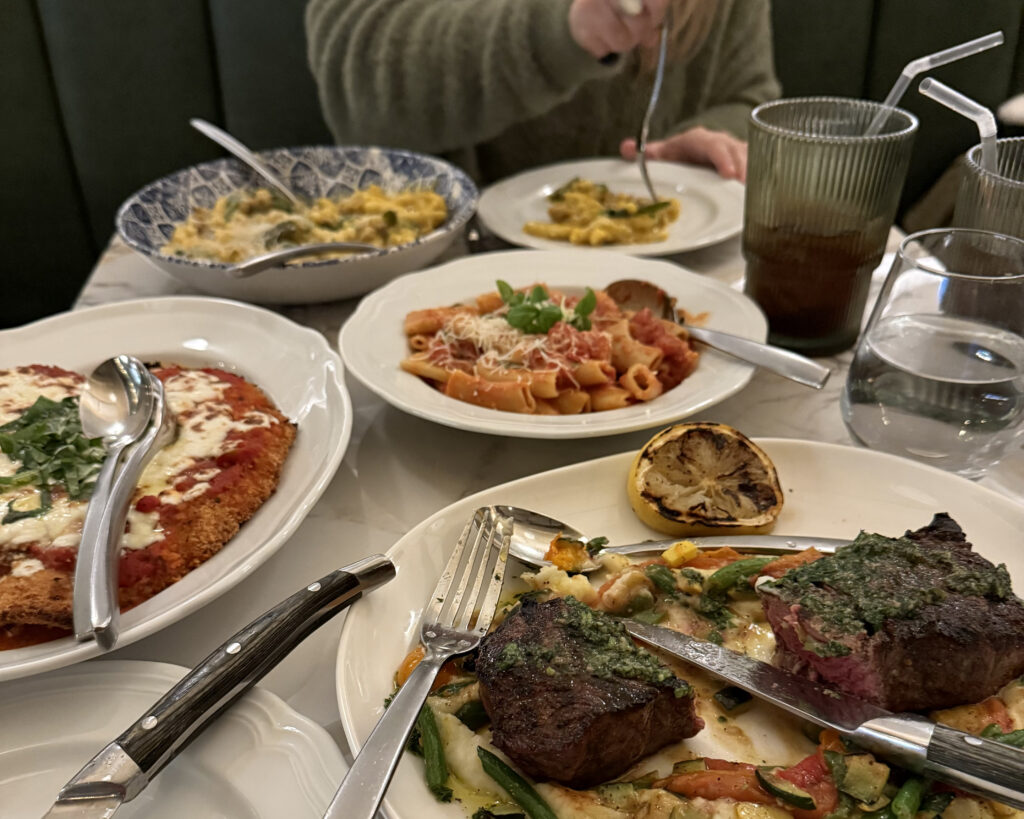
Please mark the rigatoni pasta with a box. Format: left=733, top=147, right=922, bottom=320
left=400, top=281, right=700, bottom=415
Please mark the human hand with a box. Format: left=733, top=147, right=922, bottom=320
left=621, top=126, right=748, bottom=182
left=568, top=0, right=669, bottom=60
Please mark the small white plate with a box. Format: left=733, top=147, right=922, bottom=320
left=336, top=439, right=1024, bottom=819
left=477, top=158, right=745, bottom=255
left=338, top=249, right=766, bottom=439
left=0, top=297, right=352, bottom=680
left=0, top=659, right=346, bottom=817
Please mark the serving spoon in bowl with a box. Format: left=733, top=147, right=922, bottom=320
left=75, top=356, right=157, bottom=647
left=494, top=505, right=846, bottom=573
left=190, top=118, right=304, bottom=211
left=605, top=279, right=832, bottom=389
left=189, top=118, right=381, bottom=277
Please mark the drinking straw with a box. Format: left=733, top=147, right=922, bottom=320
left=865, top=31, right=1004, bottom=136
left=918, top=78, right=998, bottom=173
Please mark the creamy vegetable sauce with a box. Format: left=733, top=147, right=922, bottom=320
left=161, top=185, right=447, bottom=263
left=408, top=549, right=1024, bottom=819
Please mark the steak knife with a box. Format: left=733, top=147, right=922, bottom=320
left=626, top=621, right=1024, bottom=811
left=44, top=554, right=395, bottom=818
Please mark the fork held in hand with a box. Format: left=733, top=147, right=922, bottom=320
left=323, top=506, right=512, bottom=819
left=637, top=7, right=672, bottom=203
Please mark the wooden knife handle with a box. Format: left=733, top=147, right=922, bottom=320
left=116, top=555, right=394, bottom=777
left=925, top=723, right=1024, bottom=810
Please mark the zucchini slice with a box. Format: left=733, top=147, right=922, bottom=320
left=756, top=768, right=817, bottom=810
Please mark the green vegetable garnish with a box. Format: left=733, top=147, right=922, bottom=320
left=604, top=201, right=671, bottom=219
left=0, top=396, right=106, bottom=523
left=495, top=280, right=597, bottom=333
left=585, top=535, right=609, bottom=556
left=477, top=747, right=558, bottom=819
left=547, top=177, right=580, bottom=203
left=416, top=705, right=452, bottom=802
left=981, top=723, right=1024, bottom=747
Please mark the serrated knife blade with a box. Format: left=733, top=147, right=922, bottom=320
left=625, top=621, right=1024, bottom=810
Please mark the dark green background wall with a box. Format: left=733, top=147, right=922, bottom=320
left=3, top=0, right=1022, bottom=328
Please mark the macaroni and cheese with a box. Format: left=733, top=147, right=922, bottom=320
left=524, top=177, right=680, bottom=246
left=162, top=185, right=447, bottom=263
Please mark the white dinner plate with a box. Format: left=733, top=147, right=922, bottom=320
left=338, top=249, right=766, bottom=438
left=0, top=297, right=352, bottom=680
left=336, top=439, right=1024, bottom=819
left=0, top=659, right=346, bottom=817
left=477, top=158, right=745, bottom=255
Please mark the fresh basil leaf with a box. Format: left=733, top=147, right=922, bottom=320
left=535, top=304, right=565, bottom=333
left=496, top=280, right=515, bottom=304
left=529, top=285, right=548, bottom=304
left=0, top=396, right=106, bottom=503
left=506, top=304, right=537, bottom=331
left=575, top=287, right=597, bottom=318
left=3, top=488, right=51, bottom=524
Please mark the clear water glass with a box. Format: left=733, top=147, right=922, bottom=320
left=842, top=228, right=1024, bottom=479
left=743, top=97, right=918, bottom=356
left=954, top=137, right=1024, bottom=240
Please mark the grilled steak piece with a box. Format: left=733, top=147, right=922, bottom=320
left=759, top=513, right=1024, bottom=712
left=476, top=596, right=703, bottom=789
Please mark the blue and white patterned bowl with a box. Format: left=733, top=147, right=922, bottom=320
left=116, top=145, right=478, bottom=304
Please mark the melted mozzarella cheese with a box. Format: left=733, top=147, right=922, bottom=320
left=0, top=494, right=86, bottom=549
left=0, top=367, right=280, bottom=559
left=0, top=368, right=79, bottom=425
left=11, top=558, right=44, bottom=577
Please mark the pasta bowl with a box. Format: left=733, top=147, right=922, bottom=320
left=115, top=145, right=478, bottom=305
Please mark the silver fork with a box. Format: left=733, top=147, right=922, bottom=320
left=323, top=506, right=513, bottom=819
left=636, top=6, right=672, bottom=203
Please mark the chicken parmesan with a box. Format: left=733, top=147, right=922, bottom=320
left=0, top=363, right=296, bottom=649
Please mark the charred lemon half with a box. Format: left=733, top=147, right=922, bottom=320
left=627, top=422, right=783, bottom=536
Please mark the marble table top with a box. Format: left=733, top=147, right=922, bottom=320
left=39, top=231, right=1024, bottom=766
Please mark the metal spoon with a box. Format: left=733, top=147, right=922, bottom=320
left=605, top=279, right=832, bottom=389
left=226, top=241, right=380, bottom=278
left=190, top=117, right=304, bottom=211
left=75, top=356, right=157, bottom=646
left=494, top=505, right=847, bottom=573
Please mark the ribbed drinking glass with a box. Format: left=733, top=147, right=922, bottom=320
left=743, top=97, right=918, bottom=356
left=954, top=137, right=1024, bottom=240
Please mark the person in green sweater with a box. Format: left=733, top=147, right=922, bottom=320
left=305, top=0, right=780, bottom=185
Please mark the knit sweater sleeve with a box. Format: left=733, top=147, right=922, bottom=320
left=305, top=0, right=620, bottom=153
left=669, top=0, right=781, bottom=139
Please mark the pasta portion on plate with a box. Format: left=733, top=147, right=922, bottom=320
left=523, top=178, right=680, bottom=246
left=162, top=185, right=447, bottom=263
left=400, top=281, right=700, bottom=415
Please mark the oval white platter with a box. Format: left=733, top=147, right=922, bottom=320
left=0, top=296, right=352, bottom=680
left=336, top=438, right=1024, bottom=819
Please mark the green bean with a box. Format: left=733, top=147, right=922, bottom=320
left=477, top=747, right=557, bottom=819
left=645, top=564, right=678, bottom=594
left=704, top=557, right=774, bottom=597
left=890, top=777, right=926, bottom=819
left=416, top=705, right=452, bottom=802
left=455, top=699, right=490, bottom=731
